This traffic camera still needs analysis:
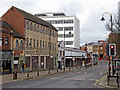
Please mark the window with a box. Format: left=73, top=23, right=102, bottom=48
left=64, top=27, right=73, bottom=31
left=37, top=25, right=39, bottom=32
left=40, top=40, right=42, bottom=48
left=20, top=40, right=23, bottom=49
left=43, top=41, right=44, bottom=48
left=0, top=37, right=2, bottom=46
left=40, top=26, right=43, bottom=33
left=34, top=24, right=36, bottom=31
left=30, top=38, right=32, bottom=48
left=58, top=27, right=63, bottom=31
left=30, top=23, right=33, bottom=30
left=2, top=37, right=4, bottom=45
left=45, top=41, right=47, bottom=48
left=34, top=39, right=35, bottom=48
left=5, top=37, right=8, bottom=45
left=43, top=26, right=45, bottom=34
left=37, top=40, right=39, bottom=48
left=16, top=39, right=19, bottom=49
left=26, top=38, right=28, bottom=47
left=65, top=41, right=73, bottom=45
left=58, top=34, right=63, bottom=38
left=25, top=21, right=29, bottom=29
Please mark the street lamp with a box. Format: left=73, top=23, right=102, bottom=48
left=101, top=12, right=113, bottom=32
left=63, top=28, right=66, bottom=71
left=48, top=29, right=51, bottom=74
left=101, top=12, right=114, bottom=76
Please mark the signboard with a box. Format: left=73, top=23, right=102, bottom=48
left=14, top=60, right=18, bottom=64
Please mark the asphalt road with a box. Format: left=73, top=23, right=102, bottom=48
left=2, top=60, right=108, bottom=88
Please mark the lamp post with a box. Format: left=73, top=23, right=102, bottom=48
left=101, top=12, right=114, bottom=76
left=63, top=28, right=65, bottom=71
left=49, top=29, right=51, bottom=74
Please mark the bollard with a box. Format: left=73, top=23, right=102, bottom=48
left=107, top=73, right=110, bottom=86
left=116, top=72, right=119, bottom=87
left=57, top=68, right=58, bottom=73
left=13, top=71, right=17, bottom=79
left=49, top=69, right=50, bottom=74
left=37, top=71, right=39, bottom=76
left=27, top=71, right=29, bottom=77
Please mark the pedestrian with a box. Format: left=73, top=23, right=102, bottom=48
left=22, top=63, right=25, bottom=73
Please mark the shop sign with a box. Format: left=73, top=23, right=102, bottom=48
left=14, top=60, right=18, bottom=64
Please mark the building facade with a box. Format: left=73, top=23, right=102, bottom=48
left=2, top=6, right=58, bottom=71
left=35, top=12, right=80, bottom=48
left=83, top=41, right=108, bottom=60
left=0, top=20, right=25, bottom=74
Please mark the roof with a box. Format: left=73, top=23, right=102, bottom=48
left=35, top=12, right=66, bottom=17
left=13, top=6, right=57, bottom=31
left=0, top=20, right=24, bottom=38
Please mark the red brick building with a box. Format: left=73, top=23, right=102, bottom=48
left=2, top=6, right=58, bottom=71
left=0, top=20, right=24, bottom=74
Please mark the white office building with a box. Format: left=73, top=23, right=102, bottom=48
left=35, top=12, right=80, bottom=48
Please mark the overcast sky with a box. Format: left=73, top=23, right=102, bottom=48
left=0, top=0, right=119, bottom=46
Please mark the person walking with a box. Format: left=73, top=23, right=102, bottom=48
left=22, top=63, right=25, bottom=73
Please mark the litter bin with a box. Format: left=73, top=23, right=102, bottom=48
left=13, top=71, right=17, bottom=79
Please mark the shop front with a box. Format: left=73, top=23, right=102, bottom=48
left=0, top=51, right=12, bottom=75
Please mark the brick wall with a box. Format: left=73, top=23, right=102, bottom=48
left=2, top=6, right=25, bottom=37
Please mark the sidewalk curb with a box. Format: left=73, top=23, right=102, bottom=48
left=94, top=73, right=119, bottom=89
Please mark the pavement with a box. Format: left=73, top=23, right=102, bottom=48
left=96, top=73, right=120, bottom=89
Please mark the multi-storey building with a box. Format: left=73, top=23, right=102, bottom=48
left=84, top=41, right=108, bottom=60
left=2, top=6, right=58, bottom=71
left=35, top=12, right=80, bottom=48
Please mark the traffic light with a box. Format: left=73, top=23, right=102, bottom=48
left=109, top=44, right=116, bottom=56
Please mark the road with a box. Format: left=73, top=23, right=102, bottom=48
left=2, top=60, right=107, bottom=88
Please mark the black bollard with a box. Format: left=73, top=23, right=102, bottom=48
left=27, top=71, right=29, bottom=77
left=13, top=71, right=17, bottom=79
left=116, top=72, right=119, bottom=87
left=37, top=71, right=39, bottom=76
left=57, top=68, right=58, bottom=73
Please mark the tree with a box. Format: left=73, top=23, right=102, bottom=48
left=106, top=10, right=120, bottom=58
